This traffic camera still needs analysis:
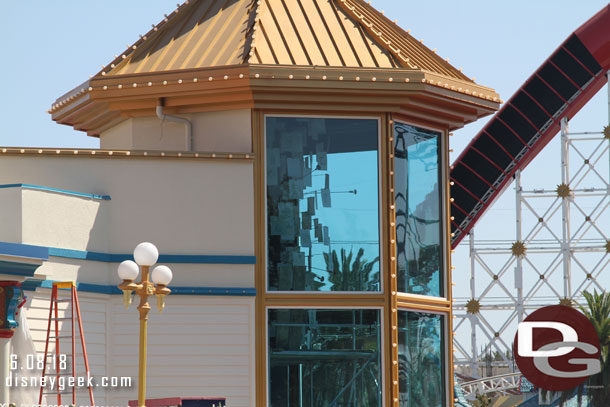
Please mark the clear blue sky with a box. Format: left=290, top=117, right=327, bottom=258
left=1, top=1, right=608, bottom=236
left=2, top=0, right=609, bottom=363
left=1, top=0, right=608, bottom=259
left=1, top=1, right=607, bottom=149
left=1, top=2, right=609, bottom=227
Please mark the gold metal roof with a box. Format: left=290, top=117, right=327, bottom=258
left=104, top=0, right=255, bottom=75
left=50, top=0, right=499, bottom=136
left=98, top=0, right=470, bottom=80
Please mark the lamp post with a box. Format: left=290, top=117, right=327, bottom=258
left=117, top=242, right=172, bottom=407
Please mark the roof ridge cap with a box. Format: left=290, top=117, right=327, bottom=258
left=245, top=0, right=263, bottom=64
left=337, top=0, right=472, bottom=81
left=335, top=0, right=412, bottom=68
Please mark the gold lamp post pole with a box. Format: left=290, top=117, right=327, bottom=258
left=117, top=243, right=172, bottom=407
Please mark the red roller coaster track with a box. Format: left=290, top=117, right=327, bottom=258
left=450, top=4, right=610, bottom=249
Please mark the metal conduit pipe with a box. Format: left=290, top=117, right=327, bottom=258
left=156, top=98, right=192, bottom=151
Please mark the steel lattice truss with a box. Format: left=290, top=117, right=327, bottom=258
left=452, top=91, right=610, bottom=377
left=460, top=373, right=522, bottom=398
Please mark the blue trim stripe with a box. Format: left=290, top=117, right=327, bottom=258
left=48, top=247, right=256, bottom=265
left=0, top=241, right=49, bottom=261
left=47, top=248, right=118, bottom=262
left=170, top=287, right=256, bottom=296
left=159, top=254, right=256, bottom=264
left=0, top=184, right=111, bottom=201
left=22, top=279, right=256, bottom=296
left=0, top=241, right=255, bottom=265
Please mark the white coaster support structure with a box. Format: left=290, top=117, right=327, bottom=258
left=453, top=74, right=610, bottom=378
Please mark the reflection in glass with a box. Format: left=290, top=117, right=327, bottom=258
left=266, top=117, right=380, bottom=292
left=268, top=309, right=382, bottom=407
left=394, top=123, right=443, bottom=296
left=398, top=310, right=445, bottom=407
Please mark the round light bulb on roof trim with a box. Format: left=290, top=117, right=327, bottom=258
left=133, top=242, right=159, bottom=266
left=118, top=260, right=139, bottom=281
left=151, top=265, right=173, bottom=285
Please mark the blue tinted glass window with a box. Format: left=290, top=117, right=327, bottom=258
left=394, top=123, right=443, bottom=296
left=398, top=310, right=445, bottom=407
left=268, top=308, right=382, bottom=406
left=266, top=117, right=380, bottom=292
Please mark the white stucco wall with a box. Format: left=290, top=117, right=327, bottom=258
left=99, top=119, right=134, bottom=150
left=21, top=189, right=109, bottom=252
left=100, top=109, right=252, bottom=153
left=0, top=189, right=22, bottom=243
left=0, top=155, right=255, bottom=287
left=3, top=106, right=257, bottom=406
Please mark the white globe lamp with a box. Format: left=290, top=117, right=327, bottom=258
left=133, top=242, right=159, bottom=266
left=152, top=265, right=173, bottom=312
left=118, top=260, right=139, bottom=281
left=117, top=260, right=140, bottom=309
left=151, top=265, right=173, bottom=286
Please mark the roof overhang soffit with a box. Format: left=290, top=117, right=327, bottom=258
left=50, top=65, right=499, bottom=136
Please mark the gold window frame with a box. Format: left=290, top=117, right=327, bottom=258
left=253, top=110, right=454, bottom=406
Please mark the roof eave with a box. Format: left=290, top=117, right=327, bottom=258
left=50, top=64, right=499, bottom=136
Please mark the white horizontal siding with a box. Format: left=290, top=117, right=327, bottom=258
left=107, top=295, right=254, bottom=407
left=24, top=289, right=111, bottom=406
left=23, top=290, right=255, bottom=407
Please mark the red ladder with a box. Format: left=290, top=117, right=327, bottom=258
left=38, top=282, right=95, bottom=406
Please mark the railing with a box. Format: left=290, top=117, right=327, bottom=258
left=460, top=373, right=522, bottom=398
